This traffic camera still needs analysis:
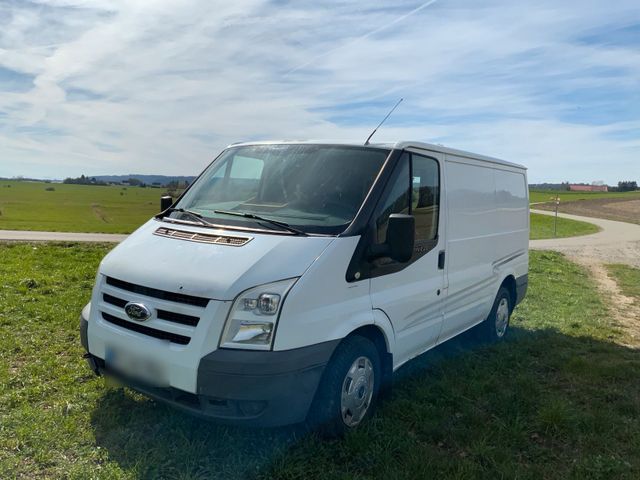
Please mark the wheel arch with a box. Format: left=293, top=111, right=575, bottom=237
left=338, top=324, right=394, bottom=396
left=499, top=274, right=517, bottom=311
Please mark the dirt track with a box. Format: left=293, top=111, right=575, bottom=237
left=530, top=209, right=640, bottom=345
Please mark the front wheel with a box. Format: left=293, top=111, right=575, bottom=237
left=307, top=335, right=381, bottom=437
left=478, top=286, right=512, bottom=342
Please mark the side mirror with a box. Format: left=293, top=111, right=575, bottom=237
left=368, top=214, right=415, bottom=263
left=160, top=195, right=173, bottom=212
left=386, top=214, right=415, bottom=262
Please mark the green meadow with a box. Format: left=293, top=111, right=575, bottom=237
left=529, top=213, right=599, bottom=240
left=1, top=245, right=639, bottom=479
left=1, top=180, right=603, bottom=240
left=0, top=181, right=163, bottom=233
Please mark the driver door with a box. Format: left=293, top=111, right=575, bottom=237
left=369, top=151, right=446, bottom=367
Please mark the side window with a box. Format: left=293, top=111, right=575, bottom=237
left=369, top=152, right=440, bottom=274
left=375, top=154, right=410, bottom=243
left=412, top=154, right=440, bottom=242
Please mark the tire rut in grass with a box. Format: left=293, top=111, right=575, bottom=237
left=91, top=203, right=111, bottom=223
left=572, top=258, right=640, bottom=347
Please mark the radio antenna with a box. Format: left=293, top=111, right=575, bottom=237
left=364, top=98, right=403, bottom=145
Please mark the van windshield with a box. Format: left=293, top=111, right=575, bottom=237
left=173, top=144, right=389, bottom=235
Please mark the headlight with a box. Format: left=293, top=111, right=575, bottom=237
left=219, top=278, right=298, bottom=350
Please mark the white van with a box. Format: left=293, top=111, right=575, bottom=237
left=80, top=141, right=529, bottom=434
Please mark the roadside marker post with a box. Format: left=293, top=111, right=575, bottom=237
left=552, top=195, right=560, bottom=237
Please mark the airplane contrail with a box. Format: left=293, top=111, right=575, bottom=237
left=285, top=0, right=439, bottom=76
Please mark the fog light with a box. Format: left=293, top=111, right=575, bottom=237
left=238, top=400, right=267, bottom=416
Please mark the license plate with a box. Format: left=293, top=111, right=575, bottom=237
left=105, top=345, right=169, bottom=388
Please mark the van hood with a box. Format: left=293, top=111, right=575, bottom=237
left=98, top=219, right=335, bottom=300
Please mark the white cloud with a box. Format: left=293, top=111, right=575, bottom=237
left=0, top=0, right=638, bottom=183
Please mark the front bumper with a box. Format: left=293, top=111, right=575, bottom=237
left=515, top=274, right=528, bottom=305
left=81, top=314, right=338, bottom=427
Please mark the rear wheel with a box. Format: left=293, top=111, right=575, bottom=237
left=307, top=335, right=381, bottom=437
left=478, top=286, right=512, bottom=342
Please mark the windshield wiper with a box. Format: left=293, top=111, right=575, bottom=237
left=159, top=208, right=216, bottom=228
left=213, top=210, right=308, bottom=236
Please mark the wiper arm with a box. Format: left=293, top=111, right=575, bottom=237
left=159, top=208, right=216, bottom=228
left=213, top=210, right=308, bottom=236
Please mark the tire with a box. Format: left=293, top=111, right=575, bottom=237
left=478, top=286, right=512, bottom=342
left=307, top=335, right=381, bottom=438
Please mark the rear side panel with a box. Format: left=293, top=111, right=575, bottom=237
left=441, top=155, right=528, bottom=342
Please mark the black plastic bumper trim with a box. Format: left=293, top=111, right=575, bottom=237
left=82, top=340, right=341, bottom=427
left=195, top=340, right=341, bottom=426
left=80, top=315, right=89, bottom=352
left=516, top=274, right=528, bottom=305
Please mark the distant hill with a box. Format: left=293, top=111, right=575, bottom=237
left=93, top=174, right=197, bottom=186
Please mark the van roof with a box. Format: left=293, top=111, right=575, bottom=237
left=228, top=140, right=526, bottom=170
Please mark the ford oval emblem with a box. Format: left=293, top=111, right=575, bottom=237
left=124, top=302, right=152, bottom=322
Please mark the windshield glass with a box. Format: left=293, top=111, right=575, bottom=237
left=172, top=144, right=389, bottom=234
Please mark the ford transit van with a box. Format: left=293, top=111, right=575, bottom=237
left=80, top=141, right=528, bottom=434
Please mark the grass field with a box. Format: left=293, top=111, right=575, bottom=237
left=0, top=181, right=163, bottom=233
left=0, top=180, right=606, bottom=241
left=1, top=244, right=639, bottom=479
left=530, top=212, right=599, bottom=240
left=606, top=264, right=640, bottom=304
left=529, top=189, right=640, bottom=205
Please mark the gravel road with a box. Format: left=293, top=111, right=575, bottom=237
left=530, top=209, right=640, bottom=268
left=0, top=229, right=127, bottom=243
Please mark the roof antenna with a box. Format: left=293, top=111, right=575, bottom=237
left=364, top=98, right=403, bottom=145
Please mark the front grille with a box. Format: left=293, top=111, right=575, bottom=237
left=157, top=309, right=199, bottom=327
left=102, top=294, right=200, bottom=327
left=100, top=277, right=209, bottom=345
left=102, top=312, right=191, bottom=345
left=106, top=276, right=209, bottom=307
left=103, top=293, right=127, bottom=308
left=154, top=227, right=251, bottom=247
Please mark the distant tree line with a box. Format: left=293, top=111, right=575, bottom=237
left=63, top=174, right=107, bottom=186
left=531, top=180, right=638, bottom=192
left=617, top=181, right=638, bottom=192
left=5, top=175, right=193, bottom=189
left=528, top=182, right=571, bottom=191
left=164, top=180, right=190, bottom=197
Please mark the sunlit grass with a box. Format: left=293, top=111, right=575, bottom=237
left=1, top=245, right=639, bottom=479
left=606, top=264, right=640, bottom=304
left=0, top=180, right=163, bottom=233
left=530, top=212, right=600, bottom=240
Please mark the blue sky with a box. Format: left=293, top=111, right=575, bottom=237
left=0, top=0, right=638, bottom=184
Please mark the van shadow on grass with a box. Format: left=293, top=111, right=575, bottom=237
left=90, top=326, right=640, bottom=480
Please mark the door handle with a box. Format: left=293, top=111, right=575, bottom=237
left=438, top=250, right=446, bottom=270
